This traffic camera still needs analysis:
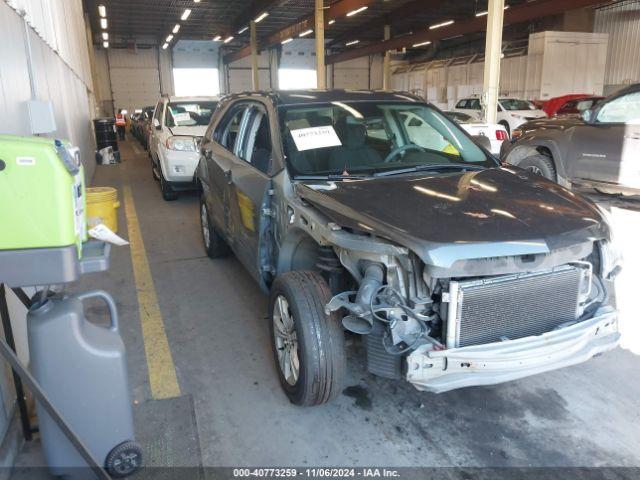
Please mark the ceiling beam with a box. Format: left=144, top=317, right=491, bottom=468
left=326, top=0, right=610, bottom=64
left=223, top=0, right=376, bottom=64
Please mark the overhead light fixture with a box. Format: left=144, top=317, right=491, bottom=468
left=98, top=4, right=106, bottom=17
left=181, top=9, right=192, bottom=21
left=346, top=39, right=360, bottom=46
left=194, top=0, right=201, bottom=2
left=213, top=35, right=222, bottom=41
left=166, top=34, right=174, bottom=42
left=412, top=40, right=431, bottom=47
left=299, top=29, right=313, bottom=37
left=162, top=43, right=169, bottom=50
left=173, top=24, right=180, bottom=34
left=346, top=6, right=368, bottom=17
left=328, top=19, right=335, bottom=25
left=102, top=32, right=109, bottom=41
left=429, top=19, right=454, bottom=29
left=100, top=18, right=108, bottom=29
left=476, top=5, right=510, bottom=16
left=103, top=41, right=109, bottom=48
left=223, top=35, right=234, bottom=43
left=281, top=37, right=293, bottom=44
left=238, top=26, right=248, bottom=34
left=254, top=12, right=269, bottom=23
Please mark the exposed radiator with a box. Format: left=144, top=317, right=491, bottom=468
left=446, top=265, right=586, bottom=348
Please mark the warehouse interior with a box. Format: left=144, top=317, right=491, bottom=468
left=0, top=0, right=639, bottom=478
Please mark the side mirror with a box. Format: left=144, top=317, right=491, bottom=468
left=581, top=108, right=594, bottom=123
left=153, top=118, right=162, bottom=130
left=472, top=134, right=492, bottom=151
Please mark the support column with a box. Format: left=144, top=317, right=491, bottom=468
left=250, top=21, right=260, bottom=90
left=482, top=0, right=505, bottom=124
left=315, top=0, right=326, bottom=89
left=383, top=24, right=391, bottom=90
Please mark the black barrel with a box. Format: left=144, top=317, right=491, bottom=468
left=93, top=117, right=119, bottom=153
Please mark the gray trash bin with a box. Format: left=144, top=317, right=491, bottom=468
left=28, top=291, right=142, bottom=479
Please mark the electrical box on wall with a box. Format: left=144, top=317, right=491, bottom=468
left=27, top=100, right=57, bottom=134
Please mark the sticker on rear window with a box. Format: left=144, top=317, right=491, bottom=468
left=173, top=112, right=192, bottom=123
left=290, top=126, right=342, bottom=152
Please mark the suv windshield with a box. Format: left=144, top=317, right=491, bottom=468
left=280, top=102, right=496, bottom=178
left=499, top=99, right=536, bottom=111
left=167, top=101, right=217, bottom=127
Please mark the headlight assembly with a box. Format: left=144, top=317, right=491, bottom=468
left=166, top=136, right=197, bottom=152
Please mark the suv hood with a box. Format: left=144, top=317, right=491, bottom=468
left=167, top=125, right=208, bottom=137
left=297, top=168, right=608, bottom=267
left=520, top=116, right=584, bottom=133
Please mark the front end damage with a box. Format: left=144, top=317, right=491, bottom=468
left=283, top=179, right=621, bottom=394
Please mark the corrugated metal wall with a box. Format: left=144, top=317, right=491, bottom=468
left=594, top=0, right=640, bottom=92
left=0, top=0, right=96, bottom=178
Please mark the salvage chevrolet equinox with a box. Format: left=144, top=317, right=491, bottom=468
left=196, top=90, right=621, bottom=406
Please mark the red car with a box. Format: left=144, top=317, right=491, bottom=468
left=542, top=94, right=604, bottom=117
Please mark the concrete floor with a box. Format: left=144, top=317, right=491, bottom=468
left=12, top=140, right=640, bottom=473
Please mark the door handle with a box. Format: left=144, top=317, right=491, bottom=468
left=224, top=169, right=233, bottom=184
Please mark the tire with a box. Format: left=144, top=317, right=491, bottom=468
left=518, top=154, right=557, bottom=182
left=105, top=441, right=143, bottom=478
left=269, top=271, right=346, bottom=407
left=499, top=121, right=510, bottom=136
left=151, top=156, right=159, bottom=181
left=159, top=163, right=178, bottom=201
left=200, top=195, right=230, bottom=258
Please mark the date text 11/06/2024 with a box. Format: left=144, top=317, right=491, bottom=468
left=233, top=468, right=401, bottom=478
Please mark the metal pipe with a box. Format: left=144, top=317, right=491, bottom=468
left=482, top=0, right=505, bottom=124
left=383, top=25, right=391, bottom=90
left=315, top=0, right=327, bottom=89
left=251, top=21, right=260, bottom=90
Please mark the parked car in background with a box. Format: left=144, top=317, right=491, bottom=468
left=454, top=96, right=546, bottom=135
left=197, top=89, right=620, bottom=407
left=444, top=111, right=509, bottom=155
left=543, top=94, right=604, bottom=117
left=132, top=106, right=155, bottom=148
left=501, top=84, right=640, bottom=196
left=149, top=96, right=219, bottom=200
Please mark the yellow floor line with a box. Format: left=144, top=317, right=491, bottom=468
left=122, top=185, right=181, bottom=399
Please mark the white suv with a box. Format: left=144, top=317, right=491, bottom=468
left=149, top=96, right=219, bottom=200
left=453, top=97, right=546, bottom=135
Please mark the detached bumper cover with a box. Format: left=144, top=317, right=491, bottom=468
left=406, top=307, right=619, bottom=393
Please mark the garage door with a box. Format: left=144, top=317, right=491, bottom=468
left=108, top=48, right=161, bottom=113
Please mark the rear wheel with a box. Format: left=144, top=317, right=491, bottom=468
left=269, top=271, right=345, bottom=407
left=200, top=196, right=230, bottom=258
left=519, top=154, right=557, bottom=182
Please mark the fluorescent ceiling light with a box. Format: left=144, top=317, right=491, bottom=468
left=328, top=19, right=335, bottom=25
left=162, top=43, right=169, bottom=50
left=173, top=24, right=180, bottom=33
left=238, top=26, right=248, bottom=34
left=281, top=37, right=293, bottom=44
left=103, top=41, right=109, bottom=48
left=102, top=32, right=109, bottom=40
left=412, top=40, right=431, bottom=48
left=194, top=0, right=201, bottom=2
left=224, top=36, right=234, bottom=43
left=346, top=39, right=360, bottom=46
left=213, top=35, right=222, bottom=41
left=299, top=29, right=313, bottom=37
left=346, top=6, right=368, bottom=17
left=166, top=34, right=174, bottom=42
left=255, top=12, right=269, bottom=23
left=429, top=20, right=454, bottom=30
left=100, top=18, right=107, bottom=29
left=98, top=5, right=106, bottom=17
left=181, top=9, right=191, bottom=21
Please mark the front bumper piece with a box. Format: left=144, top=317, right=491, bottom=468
left=406, top=307, right=619, bottom=393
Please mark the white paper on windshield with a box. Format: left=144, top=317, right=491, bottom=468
left=89, top=224, right=129, bottom=246
left=290, top=126, right=342, bottom=152
left=173, top=112, right=192, bottom=123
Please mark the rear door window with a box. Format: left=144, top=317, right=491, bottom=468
left=215, top=104, right=249, bottom=152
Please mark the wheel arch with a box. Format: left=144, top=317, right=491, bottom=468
left=505, top=141, right=569, bottom=186
left=276, top=228, right=323, bottom=277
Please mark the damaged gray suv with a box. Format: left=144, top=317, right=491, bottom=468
left=197, top=90, right=621, bottom=406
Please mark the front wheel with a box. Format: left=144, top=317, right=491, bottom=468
left=200, top=196, right=230, bottom=258
left=159, top=163, right=178, bottom=201
left=269, top=271, right=346, bottom=407
left=518, top=154, right=557, bottom=182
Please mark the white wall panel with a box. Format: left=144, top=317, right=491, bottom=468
left=0, top=0, right=95, bottom=179
left=108, top=48, right=161, bottom=113
left=595, top=0, right=640, bottom=92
